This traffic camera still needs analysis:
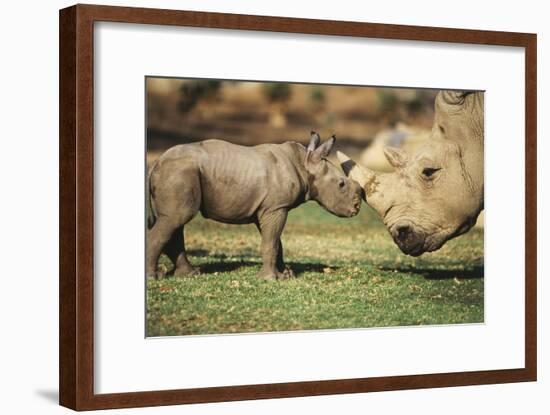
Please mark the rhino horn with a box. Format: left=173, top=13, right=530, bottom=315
left=336, top=151, right=376, bottom=187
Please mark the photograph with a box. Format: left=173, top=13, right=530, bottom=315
left=145, top=78, right=485, bottom=337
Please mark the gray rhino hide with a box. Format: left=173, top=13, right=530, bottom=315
left=147, top=133, right=362, bottom=280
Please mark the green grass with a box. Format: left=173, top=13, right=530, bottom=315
left=147, top=203, right=484, bottom=336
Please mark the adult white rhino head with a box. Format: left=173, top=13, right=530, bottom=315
left=338, top=90, right=484, bottom=256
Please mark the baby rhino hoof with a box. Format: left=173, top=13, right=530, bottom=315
left=258, top=268, right=294, bottom=281
left=282, top=266, right=295, bottom=279
left=146, top=270, right=165, bottom=280
left=173, top=266, right=200, bottom=278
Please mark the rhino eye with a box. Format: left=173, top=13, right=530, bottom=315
left=422, top=167, right=441, bottom=179
left=338, top=179, right=346, bottom=189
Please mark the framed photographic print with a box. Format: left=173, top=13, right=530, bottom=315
left=59, top=4, right=537, bottom=410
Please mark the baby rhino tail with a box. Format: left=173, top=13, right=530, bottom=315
left=147, top=161, right=158, bottom=229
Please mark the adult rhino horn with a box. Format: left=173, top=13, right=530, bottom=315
left=336, top=151, right=376, bottom=188
left=440, top=90, right=468, bottom=105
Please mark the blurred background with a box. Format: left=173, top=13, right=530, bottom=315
left=146, top=77, right=438, bottom=170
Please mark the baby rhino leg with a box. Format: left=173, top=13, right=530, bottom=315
left=163, top=226, right=199, bottom=277
left=146, top=216, right=181, bottom=280
left=276, top=239, right=295, bottom=279
left=256, top=210, right=290, bottom=280
left=146, top=162, right=201, bottom=279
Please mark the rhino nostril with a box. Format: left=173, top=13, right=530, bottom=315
left=396, top=225, right=411, bottom=242
left=392, top=223, right=425, bottom=255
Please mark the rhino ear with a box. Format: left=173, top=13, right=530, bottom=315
left=312, top=135, right=336, bottom=161
left=383, top=146, right=408, bottom=169
left=307, top=131, right=321, bottom=152
left=440, top=90, right=468, bottom=105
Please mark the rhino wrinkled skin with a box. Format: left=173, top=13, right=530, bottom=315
left=147, top=132, right=362, bottom=280
left=338, top=91, right=484, bottom=256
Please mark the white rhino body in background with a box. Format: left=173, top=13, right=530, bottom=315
left=359, top=123, right=431, bottom=173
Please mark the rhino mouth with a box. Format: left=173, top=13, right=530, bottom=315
left=322, top=197, right=360, bottom=218
left=389, top=221, right=427, bottom=256
left=397, top=231, right=453, bottom=256
left=350, top=196, right=361, bottom=216
left=394, top=232, right=450, bottom=256
left=395, top=241, right=425, bottom=257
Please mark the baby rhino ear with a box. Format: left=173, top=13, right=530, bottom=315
left=311, top=135, right=336, bottom=161
left=307, top=131, right=321, bottom=152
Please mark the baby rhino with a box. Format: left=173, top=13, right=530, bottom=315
left=147, top=132, right=362, bottom=280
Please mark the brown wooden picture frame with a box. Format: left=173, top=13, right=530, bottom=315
left=59, top=3, right=537, bottom=411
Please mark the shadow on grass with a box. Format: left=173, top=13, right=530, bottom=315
left=287, top=262, right=336, bottom=275
left=380, top=265, right=484, bottom=280
left=199, top=260, right=258, bottom=274
left=197, top=261, right=335, bottom=276
left=179, top=250, right=336, bottom=276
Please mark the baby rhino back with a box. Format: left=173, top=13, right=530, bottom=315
left=197, top=140, right=304, bottom=223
